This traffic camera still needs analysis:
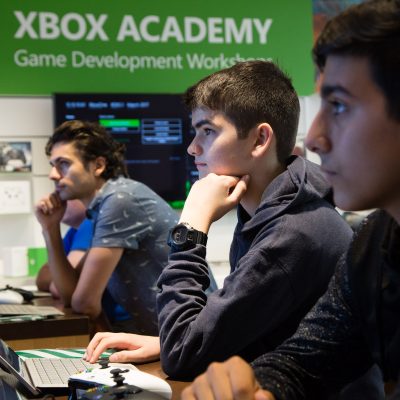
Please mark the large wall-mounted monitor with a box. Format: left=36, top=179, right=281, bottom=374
left=53, top=93, right=198, bottom=208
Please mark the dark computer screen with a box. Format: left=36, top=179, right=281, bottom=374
left=53, top=93, right=198, bottom=208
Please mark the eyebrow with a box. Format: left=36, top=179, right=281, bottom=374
left=49, top=156, right=69, bottom=166
left=320, top=84, right=353, bottom=99
left=193, top=119, right=213, bottom=129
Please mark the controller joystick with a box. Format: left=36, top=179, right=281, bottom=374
left=113, top=375, right=125, bottom=386
left=98, top=358, right=110, bottom=369
left=110, top=368, right=129, bottom=377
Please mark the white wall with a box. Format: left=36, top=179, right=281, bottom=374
left=0, top=97, right=54, bottom=255
left=0, top=95, right=320, bottom=270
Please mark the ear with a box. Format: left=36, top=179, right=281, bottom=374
left=251, top=123, right=273, bottom=157
left=93, top=156, right=106, bottom=177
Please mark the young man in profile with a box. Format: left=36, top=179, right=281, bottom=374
left=35, top=120, right=178, bottom=334
left=181, top=1, right=400, bottom=398
left=85, top=61, right=363, bottom=390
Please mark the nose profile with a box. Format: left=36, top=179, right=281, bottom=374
left=305, top=111, right=331, bottom=154
left=187, top=136, right=201, bottom=156
left=49, top=165, right=61, bottom=181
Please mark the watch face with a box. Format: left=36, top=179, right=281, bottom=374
left=168, top=223, right=206, bottom=249
left=172, top=225, right=188, bottom=245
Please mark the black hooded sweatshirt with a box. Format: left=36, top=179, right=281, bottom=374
left=156, top=156, right=353, bottom=380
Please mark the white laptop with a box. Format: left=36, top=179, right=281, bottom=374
left=0, top=339, right=92, bottom=397
left=0, top=340, right=172, bottom=399
left=0, top=304, right=64, bottom=317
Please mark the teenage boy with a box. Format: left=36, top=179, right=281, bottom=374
left=35, top=120, right=178, bottom=334
left=181, top=0, right=400, bottom=398
left=85, top=61, right=353, bottom=380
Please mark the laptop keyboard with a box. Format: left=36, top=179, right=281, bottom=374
left=0, top=304, right=64, bottom=316
left=26, top=358, right=91, bottom=386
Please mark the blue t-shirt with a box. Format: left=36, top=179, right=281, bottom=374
left=62, top=218, right=93, bottom=253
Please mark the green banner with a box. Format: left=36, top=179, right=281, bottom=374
left=0, top=0, right=314, bottom=95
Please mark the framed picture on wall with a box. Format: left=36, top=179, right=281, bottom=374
left=0, top=141, right=32, bottom=172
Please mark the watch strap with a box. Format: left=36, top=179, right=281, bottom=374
left=186, top=224, right=208, bottom=246
left=168, top=222, right=208, bottom=249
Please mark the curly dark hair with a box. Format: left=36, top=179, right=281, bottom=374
left=46, top=120, right=128, bottom=180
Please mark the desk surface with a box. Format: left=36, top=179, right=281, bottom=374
left=139, top=361, right=190, bottom=400
left=1, top=296, right=90, bottom=350
left=0, top=286, right=190, bottom=398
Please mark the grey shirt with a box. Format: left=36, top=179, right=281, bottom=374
left=87, top=176, right=178, bottom=334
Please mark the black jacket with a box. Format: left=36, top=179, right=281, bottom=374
left=157, top=156, right=353, bottom=380
left=253, top=210, right=398, bottom=399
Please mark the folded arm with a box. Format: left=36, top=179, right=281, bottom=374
left=35, top=248, right=86, bottom=297
left=70, top=246, right=123, bottom=319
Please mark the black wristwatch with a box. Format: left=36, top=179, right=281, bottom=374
left=167, top=222, right=208, bottom=250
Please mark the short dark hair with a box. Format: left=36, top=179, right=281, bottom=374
left=313, top=0, right=400, bottom=122
left=183, top=60, right=300, bottom=164
left=46, top=120, right=128, bottom=180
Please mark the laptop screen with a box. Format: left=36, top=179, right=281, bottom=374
left=0, top=340, right=20, bottom=372
left=0, top=339, right=39, bottom=396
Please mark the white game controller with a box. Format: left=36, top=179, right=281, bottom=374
left=68, top=361, right=172, bottom=400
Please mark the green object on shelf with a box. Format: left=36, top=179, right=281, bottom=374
left=27, top=248, right=48, bottom=276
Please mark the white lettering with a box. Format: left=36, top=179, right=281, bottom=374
left=140, top=15, right=159, bottom=43
left=61, top=13, right=86, bottom=41
left=117, top=15, right=141, bottom=41
left=14, top=11, right=38, bottom=39
left=72, top=50, right=85, bottom=67
left=208, top=18, right=223, bottom=44
left=184, top=17, right=206, bottom=43
left=186, top=53, right=233, bottom=69
left=14, top=12, right=273, bottom=45
left=71, top=51, right=183, bottom=73
left=253, top=18, right=273, bottom=44
left=161, top=16, right=184, bottom=42
left=85, top=14, right=109, bottom=41
left=225, top=18, right=252, bottom=44
left=39, top=12, right=59, bottom=40
left=186, top=52, right=203, bottom=68
left=14, top=48, right=67, bottom=67
left=186, top=52, right=269, bottom=69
